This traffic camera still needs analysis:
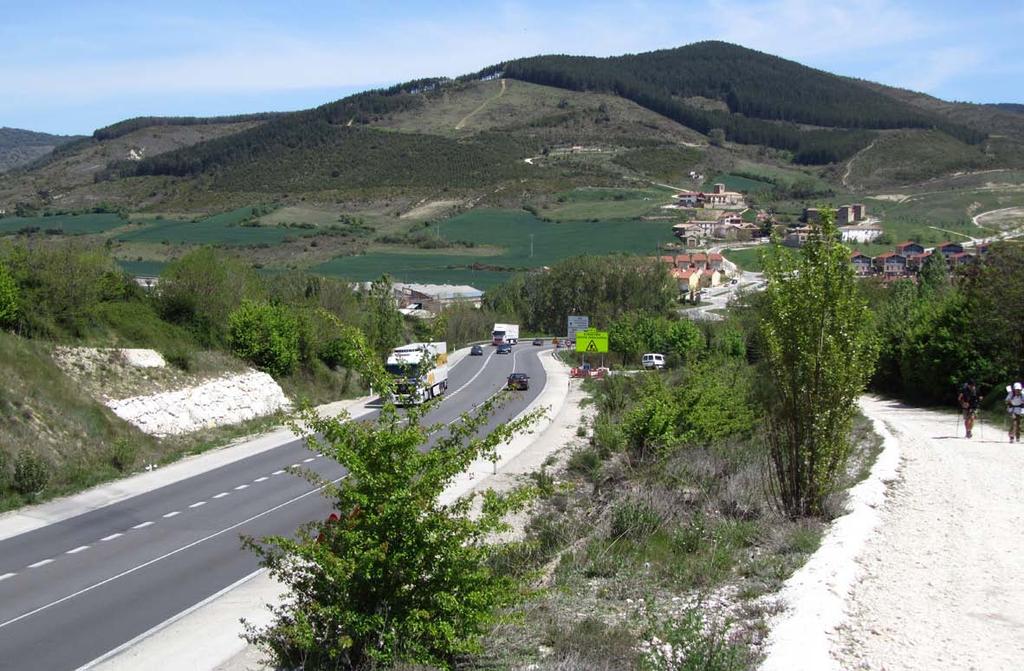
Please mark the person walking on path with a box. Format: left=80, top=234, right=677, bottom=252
left=1006, top=382, right=1024, bottom=442
left=958, top=380, right=981, bottom=438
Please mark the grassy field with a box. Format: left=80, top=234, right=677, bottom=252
left=705, top=172, right=775, bottom=192
left=316, top=208, right=677, bottom=287
left=0, top=213, right=128, bottom=235
left=722, top=247, right=764, bottom=272
left=117, top=207, right=321, bottom=246
left=539, top=186, right=676, bottom=221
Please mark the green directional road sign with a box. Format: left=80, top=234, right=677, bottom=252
left=575, top=328, right=609, bottom=353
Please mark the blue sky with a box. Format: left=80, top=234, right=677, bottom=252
left=2, top=0, right=1022, bottom=135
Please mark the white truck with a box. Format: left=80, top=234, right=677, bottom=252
left=385, top=341, right=448, bottom=404
left=491, top=323, right=520, bottom=346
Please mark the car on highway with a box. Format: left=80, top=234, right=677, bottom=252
left=506, top=372, right=530, bottom=390
left=470, top=344, right=484, bottom=356
left=533, top=338, right=544, bottom=346
left=496, top=343, right=512, bottom=354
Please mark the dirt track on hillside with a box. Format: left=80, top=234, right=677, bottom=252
left=832, top=398, right=1024, bottom=670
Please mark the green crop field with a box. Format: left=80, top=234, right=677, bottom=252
left=0, top=213, right=127, bottom=235
left=316, top=208, right=677, bottom=287
left=540, top=186, right=675, bottom=221
left=117, top=207, right=320, bottom=246
left=117, top=259, right=168, bottom=276
left=705, top=173, right=774, bottom=193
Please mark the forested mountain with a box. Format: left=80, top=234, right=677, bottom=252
left=4, top=41, right=1023, bottom=212
left=479, top=41, right=983, bottom=163
left=0, top=127, right=84, bottom=172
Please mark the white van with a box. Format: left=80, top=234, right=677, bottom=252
left=642, top=353, right=666, bottom=370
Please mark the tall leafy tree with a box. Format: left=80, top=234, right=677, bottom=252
left=362, top=276, right=404, bottom=358
left=759, top=210, right=879, bottom=517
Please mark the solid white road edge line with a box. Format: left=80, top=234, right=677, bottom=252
left=0, top=475, right=344, bottom=632
left=74, top=568, right=266, bottom=671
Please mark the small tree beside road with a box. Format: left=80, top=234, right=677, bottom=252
left=243, top=331, right=541, bottom=669
left=759, top=210, right=878, bottom=518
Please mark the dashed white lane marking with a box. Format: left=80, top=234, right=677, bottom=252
left=303, top=457, right=315, bottom=463
left=234, top=484, right=249, bottom=490
left=28, top=559, right=53, bottom=569
left=254, top=477, right=269, bottom=483
left=66, top=546, right=90, bottom=555
left=188, top=501, right=206, bottom=508
left=131, top=521, right=153, bottom=529
left=213, top=492, right=229, bottom=499
left=100, top=533, right=123, bottom=542
left=290, top=463, right=301, bottom=468
left=0, top=473, right=348, bottom=632
left=162, top=511, right=180, bottom=518
left=0, top=573, right=16, bottom=582
left=316, top=453, right=323, bottom=457
left=272, top=470, right=285, bottom=475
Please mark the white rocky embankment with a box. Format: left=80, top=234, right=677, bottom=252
left=106, top=371, right=291, bottom=437
left=107, top=370, right=290, bottom=438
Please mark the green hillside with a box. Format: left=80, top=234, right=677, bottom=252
left=0, top=127, right=84, bottom=172
left=486, top=41, right=984, bottom=163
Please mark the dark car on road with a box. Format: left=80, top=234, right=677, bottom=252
left=506, top=372, right=529, bottom=390
left=497, top=343, right=512, bottom=354
left=470, top=344, right=484, bottom=356
left=532, top=338, right=544, bottom=346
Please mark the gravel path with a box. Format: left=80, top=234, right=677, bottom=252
left=833, top=397, right=1024, bottom=670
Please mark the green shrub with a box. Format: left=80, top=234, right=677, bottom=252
left=592, top=415, right=625, bottom=454
left=108, top=438, right=138, bottom=473
left=623, top=393, right=678, bottom=462
left=0, top=449, right=9, bottom=490
left=0, top=262, right=19, bottom=329
left=13, top=450, right=51, bottom=498
left=161, top=345, right=193, bottom=371
left=228, top=300, right=300, bottom=377
left=567, top=445, right=603, bottom=481
left=609, top=499, right=662, bottom=541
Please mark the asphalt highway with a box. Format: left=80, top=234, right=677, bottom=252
left=0, top=343, right=551, bottom=670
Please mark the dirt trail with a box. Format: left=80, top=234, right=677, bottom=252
left=842, top=139, right=877, bottom=188
left=454, top=78, right=506, bottom=130
left=832, top=397, right=1024, bottom=670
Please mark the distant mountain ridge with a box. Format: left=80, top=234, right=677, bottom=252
left=3, top=40, right=1023, bottom=211
left=0, top=127, right=84, bottom=172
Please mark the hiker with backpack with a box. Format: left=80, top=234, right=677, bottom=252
left=958, top=380, right=981, bottom=438
left=1006, top=382, right=1024, bottom=443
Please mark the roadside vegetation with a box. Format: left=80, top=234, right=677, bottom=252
left=0, top=238, right=410, bottom=509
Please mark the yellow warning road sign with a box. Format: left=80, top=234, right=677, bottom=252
left=575, top=328, right=608, bottom=353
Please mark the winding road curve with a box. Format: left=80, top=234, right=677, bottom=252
left=0, top=344, right=555, bottom=671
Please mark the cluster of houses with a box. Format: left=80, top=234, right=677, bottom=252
left=653, top=251, right=726, bottom=297
left=786, top=203, right=883, bottom=247
left=672, top=212, right=762, bottom=247
left=850, top=240, right=982, bottom=279
left=672, top=183, right=747, bottom=210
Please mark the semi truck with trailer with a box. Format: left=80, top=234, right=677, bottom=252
left=385, top=341, right=448, bottom=404
left=491, top=323, right=520, bottom=346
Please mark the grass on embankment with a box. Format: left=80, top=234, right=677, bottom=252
left=0, top=330, right=359, bottom=513
left=475, top=372, right=883, bottom=669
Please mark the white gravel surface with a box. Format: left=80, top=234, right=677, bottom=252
left=832, top=397, right=1024, bottom=670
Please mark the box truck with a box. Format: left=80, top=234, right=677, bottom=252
left=491, top=323, right=520, bottom=346
left=385, top=342, right=448, bottom=404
